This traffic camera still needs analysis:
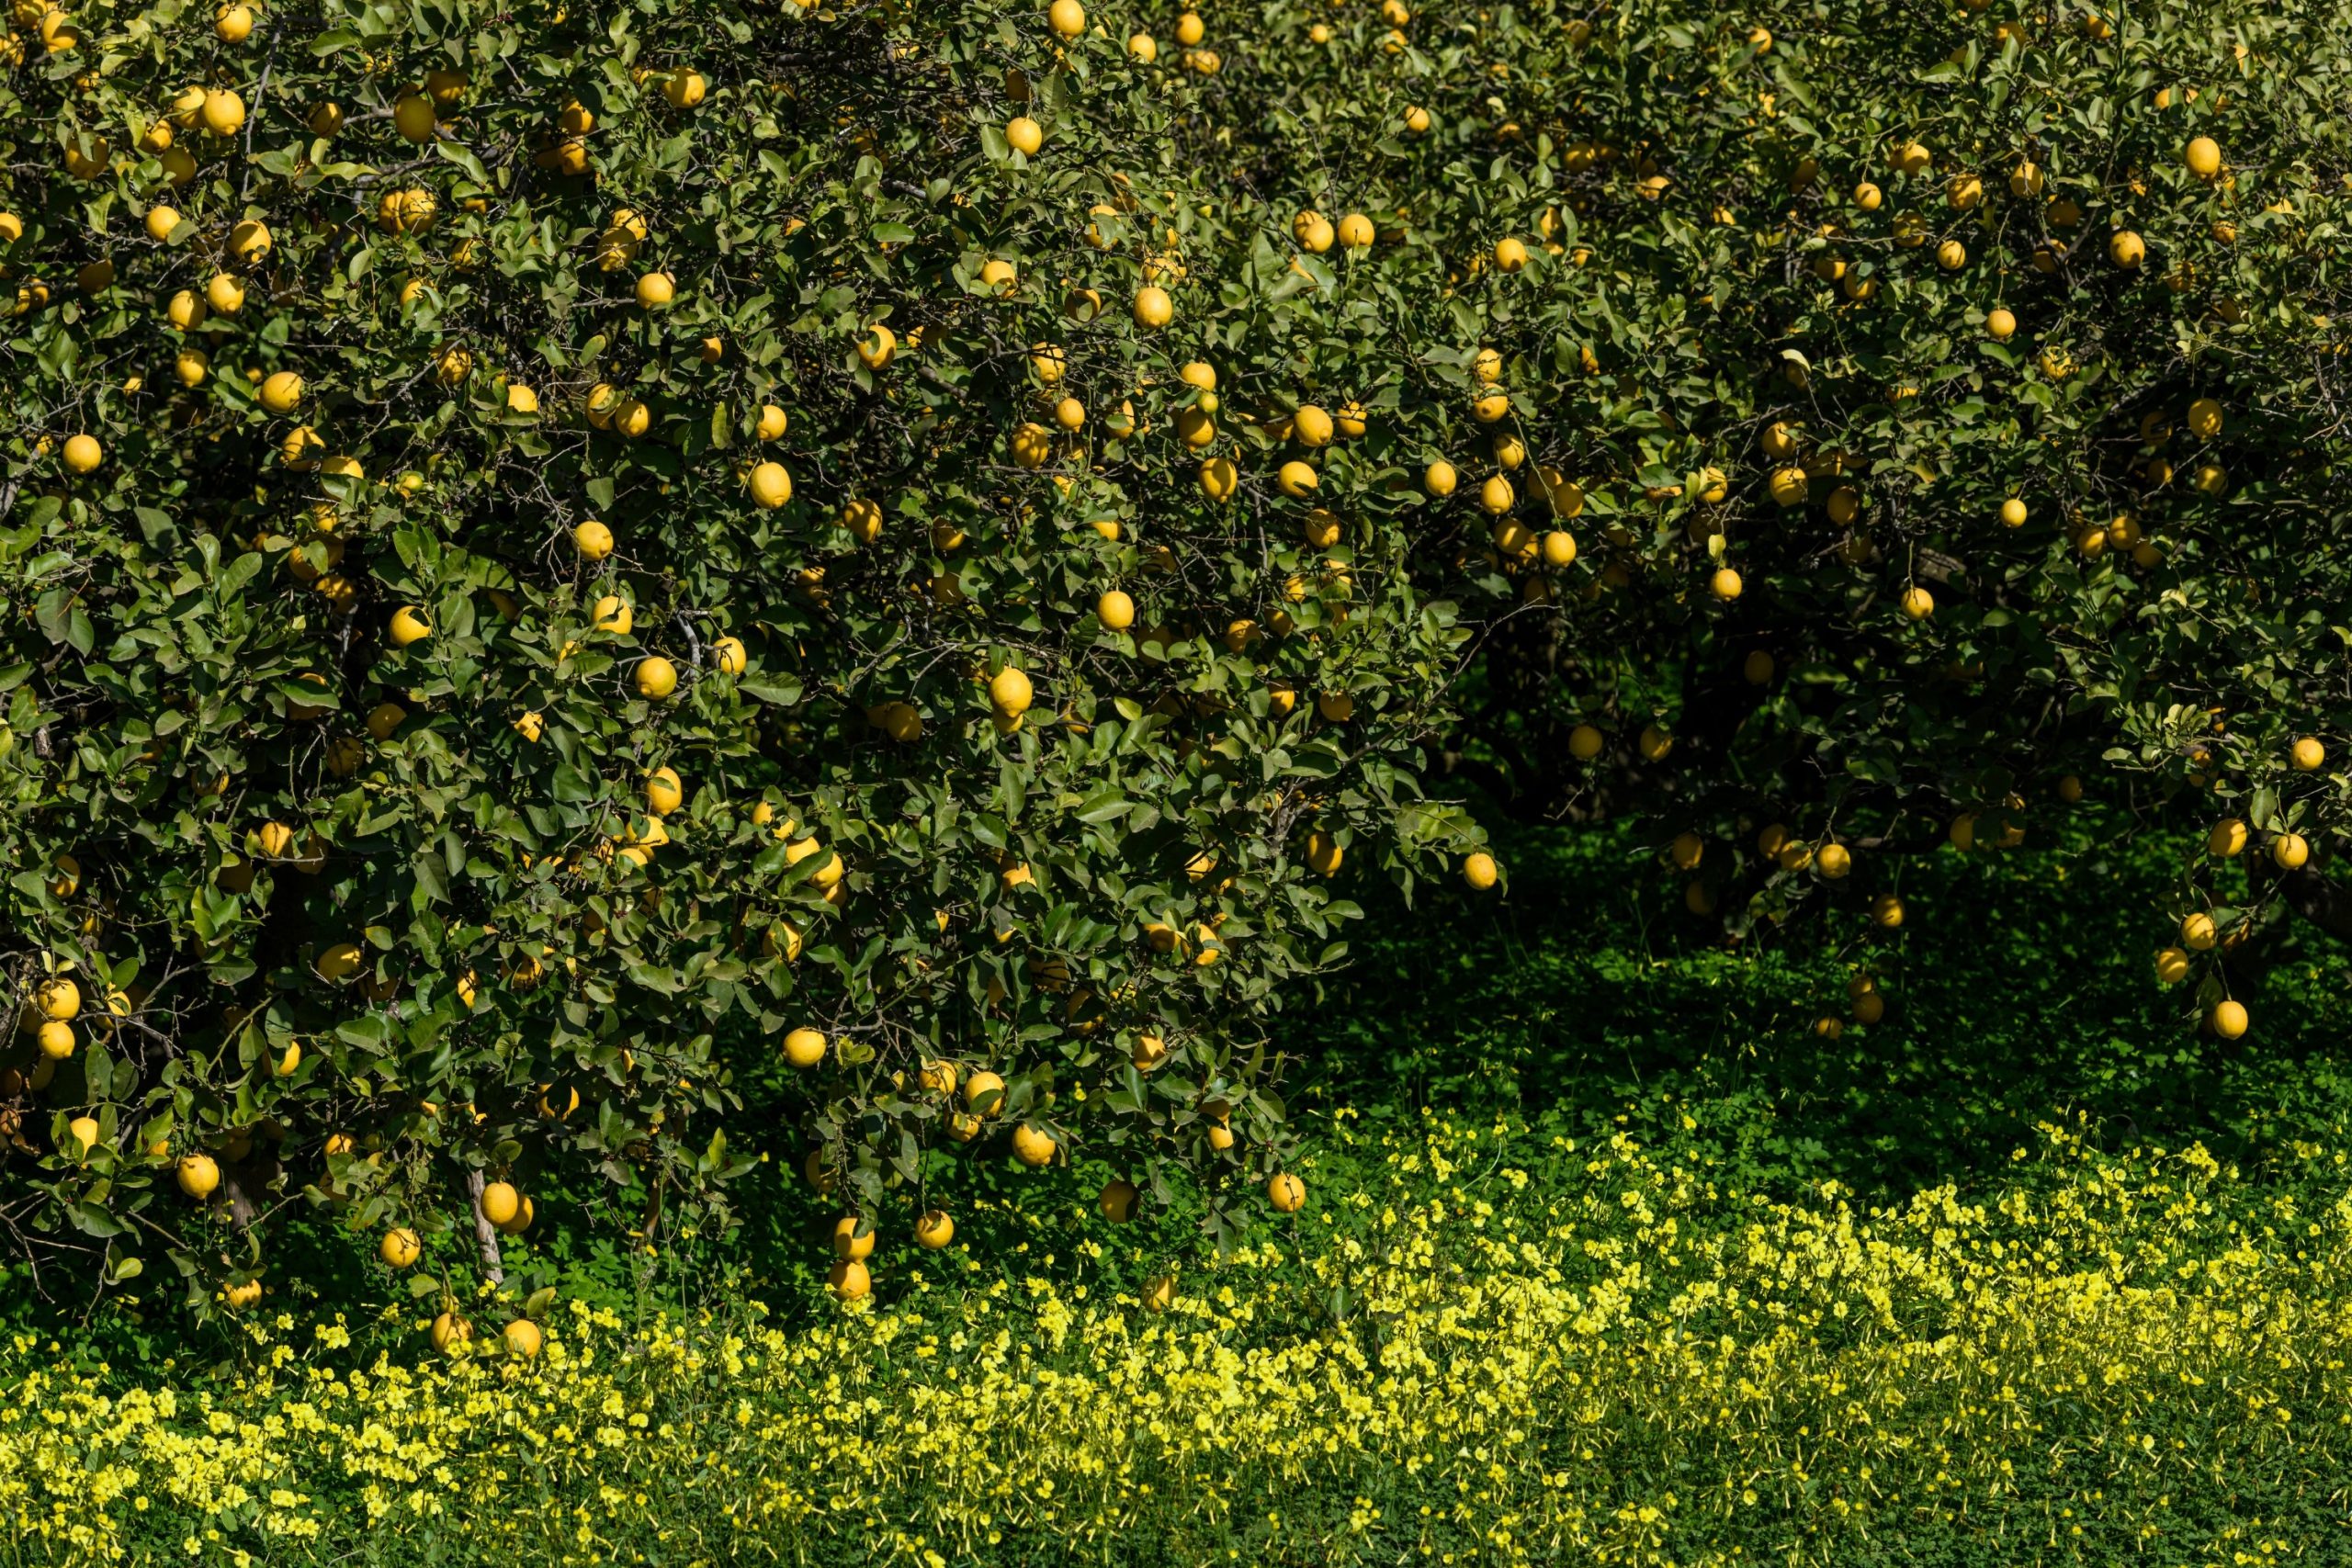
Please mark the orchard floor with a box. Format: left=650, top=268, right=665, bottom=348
left=7, top=814, right=2352, bottom=1566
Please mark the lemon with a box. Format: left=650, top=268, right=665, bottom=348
left=635, top=657, right=678, bottom=699
left=989, top=666, right=1034, bottom=717
left=749, top=460, right=793, bottom=508
left=202, top=88, right=246, bottom=135
left=393, top=91, right=437, bottom=142
left=831, top=1215, right=876, bottom=1259
left=259, top=370, right=304, bottom=413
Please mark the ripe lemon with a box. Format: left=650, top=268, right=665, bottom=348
left=62, top=434, right=103, bottom=473
left=1132, top=285, right=1172, bottom=327
left=380, top=1227, right=422, bottom=1268
left=1010, top=422, right=1053, bottom=468
left=503, top=1320, right=542, bottom=1358
left=963, top=1070, right=1006, bottom=1116
left=915, top=1210, right=955, bottom=1248
left=2211, top=999, right=2248, bottom=1039
left=2290, top=737, right=2324, bottom=772
left=202, top=87, right=246, bottom=135
left=645, top=767, right=683, bottom=816
left=1899, top=586, right=1935, bottom=620
left=389, top=606, right=430, bottom=646
left=713, top=637, right=747, bottom=675
left=1463, top=852, right=1498, bottom=890
left=2181, top=912, right=2218, bottom=950
left=1426, top=460, right=1458, bottom=497
left=1006, top=116, right=1043, bottom=155
left=176, top=1153, right=220, bottom=1198
left=1986, top=307, right=2017, bottom=339
left=2109, top=230, right=2145, bottom=268
left=1049, top=0, right=1085, bottom=38
left=2154, top=947, right=2190, bottom=984
left=2185, top=136, right=2222, bottom=180
left=749, top=460, right=792, bottom=509
left=831, top=1215, right=876, bottom=1260
left=635, top=656, right=678, bottom=699
left=573, top=520, right=615, bottom=559
left=1278, top=460, right=1318, bottom=497
left=1097, top=590, right=1136, bottom=630
left=1011, top=1122, right=1057, bottom=1166
left=662, top=69, right=707, bottom=108
left=783, top=1027, right=827, bottom=1067
left=1494, top=237, right=1529, bottom=271
left=635, top=272, right=675, bottom=308
left=1268, top=1173, right=1306, bottom=1213
left=1541, top=530, right=1577, bottom=567
left=1099, top=1179, right=1141, bottom=1223
left=1479, top=474, right=1514, bottom=513
left=1337, top=213, right=1374, bottom=247
left=2186, top=397, right=2222, bottom=439
left=989, top=666, right=1035, bottom=718
left=828, top=1259, right=870, bottom=1301
left=755, top=404, right=788, bottom=441
left=480, top=1181, right=520, bottom=1227
left=1305, top=829, right=1343, bottom=876
left=2272, top=833, right=2310, bottom=871
left=145, top=206, right=183, bottom=243
left=1710, top=568, right=1743, bottom=601
left=2206, top=818, right=2247, bottom=858
left=1567, top=723, right=1604, bottom=761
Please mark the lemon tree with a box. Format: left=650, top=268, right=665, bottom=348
left=0, top=0, right=1487, bottom=1307
left=1189, top=0, right=2351, bottom=1034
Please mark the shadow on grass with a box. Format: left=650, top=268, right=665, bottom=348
left=1285, top=809, right=2352, bottom=1202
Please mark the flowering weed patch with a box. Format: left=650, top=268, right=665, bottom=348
left=5, top=1114, right=2348, bottom=1565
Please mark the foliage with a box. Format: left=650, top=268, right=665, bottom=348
left=0, top=0, right=1481, bottom=1305
left=6, top=1115, right=2352, bottom=1566
left=7, top=0, right=2351, bottom=1320
left=1284, top=0, right=2352, bottom=985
